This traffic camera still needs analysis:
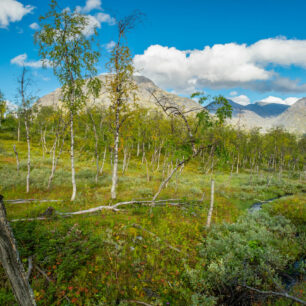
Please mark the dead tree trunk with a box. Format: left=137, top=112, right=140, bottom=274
left=99, top=147, right=107, bottom=175
left=47, top=132, right=65, bottom=190
left=111, top=107, right=120, bottom=199
left=13, top=145, right=20, bottom=174
left=17, top=118, right=20, bottom=142
left=24, top=117, right=30, bottom=193
left=0, top=195, right=36, bottom=306
left=206, top=179, right=214, bottom=228
left=88, top=110, right=100, bottom=183
left=70, top=111, right=76, bottom=201
left=152, top=158, right=188, bottom=202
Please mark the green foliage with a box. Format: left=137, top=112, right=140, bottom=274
left=184, top=212, right=302, bottom=304
left=35, top=0, right=100, bottom=113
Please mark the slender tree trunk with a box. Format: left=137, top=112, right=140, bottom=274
left=40, top=128, right=45, bottom=159
left=125, top=151, right=131, bottom=173
left=0, top=195, right=36, bottom=306
left=142, top=143, right=145, bottom=164
left=24, top=119, right=30, bottom=193
left=122, top=147, right=128, bottom=174
left=111, top=108, right=119, bottom=199
left=99, top=147, right=107, bottom=174
left=206, top=179, right=214, bottom=228
left=88, top=110, right=100, bottom=183
left=152, top=158, right=188, bottom=202
left=17, top=119, right=20, bottom=142
left=47, top=134, right=65, bottom=190
left=13, top=145, right=19, bottom=174
left=70, top=111, right=76, bottom=201
left=145, top=156, right=150, bottom=182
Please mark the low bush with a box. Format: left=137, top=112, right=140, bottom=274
left=184, top=211, right=303, bottom=305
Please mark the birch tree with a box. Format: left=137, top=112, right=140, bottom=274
left=35, top=0, right=101, bottom=201
left=18, top=67, right=33, bottom=193
left=149, top=90, right=232, bottom=202
left=105, top=13, right=141, bottom=199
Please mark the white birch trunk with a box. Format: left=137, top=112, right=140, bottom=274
left=13, top=145, right=19, bottom=174
left=70, top=111, right=76, bottom=201
left=47, top=135, right=65, bottom=190
left=111, top=109, right=119, bottom=199
left=25, top=119, right=30, bottom=193
left=99, top=147, right=107, bottom=174
left=152, top=159, right=186, bottom=202
left=206, top=179, right=214, bottom=228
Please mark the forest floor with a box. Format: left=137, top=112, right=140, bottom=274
left=0, top=138, right=305, bottom=305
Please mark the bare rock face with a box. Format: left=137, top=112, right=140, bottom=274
left=223, top=98, right=306, bottom=134
left=273, top=98, right=306, bottom=133
left=37, top=74, right=306, bottom=134
left=36, top=74, right=200, bottom=111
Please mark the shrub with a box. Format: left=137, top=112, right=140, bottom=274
left=184, top=212, right=302, bottom=305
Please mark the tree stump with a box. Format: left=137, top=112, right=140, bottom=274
left=0, top=195, right=36, bottom=305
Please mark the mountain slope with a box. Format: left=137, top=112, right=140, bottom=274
left=245, top=102, right=289, bottom=117
left=37, top=75, right=200, bottom=111
left=37, top=75, right=306, bottom=134
left=273, top=98, right=306, bottom=133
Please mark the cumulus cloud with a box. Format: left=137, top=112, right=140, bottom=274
left=77, top=0, right=102, bottom=13
left=82, top=12, right=115, bottom=36
left=29, top=22, right=39, bottom=30
left=75, top=0, right=115, bottom=36
left=229, top=91, right=238, bottom=96
left=261, top=96, right=299, bottom=105
left=0, top=0, right=34, bottom=28
left=134, top=38, right=306, bottom=94
left=104, top=40, right=116, bottom=52
left=230, top=95, right=251, bottom=106
left=10, top=53, right=51, bottom=68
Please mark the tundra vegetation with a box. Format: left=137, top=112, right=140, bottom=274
left=0, top=1, right=305, bottom=305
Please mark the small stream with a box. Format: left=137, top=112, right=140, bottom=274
left=248, top=197, right=280, bottom=212
left=248, top=193, right=293, bottom=212
left=249, top=194, right=305, bottom=290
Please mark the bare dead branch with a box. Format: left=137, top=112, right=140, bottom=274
left=242, top=285, right=306, bottom=305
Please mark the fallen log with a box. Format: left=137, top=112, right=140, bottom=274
left=5, top=199, right=60, bottom=205
left=10, top=198, right=205, bottom=222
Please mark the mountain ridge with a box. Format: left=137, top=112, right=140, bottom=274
left=37, top=75, right=306, bottom=134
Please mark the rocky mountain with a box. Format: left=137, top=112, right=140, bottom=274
left=244, top=102, right=290, bottom=117
left=273, top=98, right=306, bottom=133
left=37, top=75, right=306, bottom=134
left=37, top=75, right=200, bottom=111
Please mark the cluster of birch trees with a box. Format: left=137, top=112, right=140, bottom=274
left=1, top=0, right=304, bottom=201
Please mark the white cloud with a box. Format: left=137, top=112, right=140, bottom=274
left=105, top=40, right=116, bottom=51
left=250, top=38, right=306, bottom=68
left=10, top=53, right=51, bottom=68
left=29, top=22, right=39, bottom=30
left=95, top=12, right=115, bottom=25
left=0, top=0, right=34, bottom=28
left=82, top=13, right=115, bottom=36
left=230, top=95, right=250, bottom=106
left=77, top=0, right=102, bottom=13
left=134, top=38, right=306, bottom=94
left=229, top=91, right=237, bottom=96
left=261, top=96, right=299, bottom=105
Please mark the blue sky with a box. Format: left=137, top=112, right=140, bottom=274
left=1, top=0, right=306, bottom=106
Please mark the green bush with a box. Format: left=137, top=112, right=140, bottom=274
left=184, top=212, right=302, bottom=305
